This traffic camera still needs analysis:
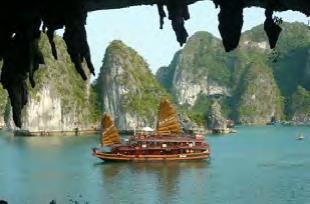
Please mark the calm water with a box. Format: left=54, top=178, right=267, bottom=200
left=1, top=126, right=310, bottom=204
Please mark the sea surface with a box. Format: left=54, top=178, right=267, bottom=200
left=0, top=126, right=310, bottom=204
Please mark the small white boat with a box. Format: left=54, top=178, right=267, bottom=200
left=296, top=133, right=304, bottom=140
left=230, top=129, right=237, bottom=133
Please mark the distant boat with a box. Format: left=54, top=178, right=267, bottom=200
left=226, top=120, right=235, bottom=128
left=231, top=129, right=237, bottom=133
left=92, top=99, right=210, bottom=162
left=140, top=126, right=154, bottom=132
left=296, top=133, right=304, bottom=140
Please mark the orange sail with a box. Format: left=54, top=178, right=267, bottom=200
left=101, top=113, right=121, bottom=146
left=157, top=99, right=182, bottom=135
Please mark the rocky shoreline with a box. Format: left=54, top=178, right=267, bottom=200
left=12, top=129, right=100, bottom=137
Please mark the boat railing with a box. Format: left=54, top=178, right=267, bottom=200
left=131, top=142, right=208, bottom=149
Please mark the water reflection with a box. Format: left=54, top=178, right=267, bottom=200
left=98, top=161, right=209, bottom=203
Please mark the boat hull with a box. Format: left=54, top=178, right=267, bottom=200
left=93, top=151, right=209, bottom=162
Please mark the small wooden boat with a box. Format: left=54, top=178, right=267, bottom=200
left=92, top=99, right=210, bottom=162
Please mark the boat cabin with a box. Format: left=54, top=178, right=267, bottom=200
left=110, top=134, right=209, bottom=155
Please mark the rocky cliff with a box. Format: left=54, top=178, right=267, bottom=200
left=290, top=86, right=310, bottom=124
left=234, top=60, right=283, bottom=124
left=0, top=84, right=7, bottom=128
left=96, top=40, right=169, bottom=130
left=207, top=99, right=227, bottom=129
left=241, top=22, right=310, bottom=122
left=157, top=22, right=309, bottom=125
left=156, top=32, right=232, bottom=107
left=0, top=61, right=7, bottom=128
left=4, top=34, right=99, bottom=132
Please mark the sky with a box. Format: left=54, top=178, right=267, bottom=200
left=83, top=1, right=309, bottom=76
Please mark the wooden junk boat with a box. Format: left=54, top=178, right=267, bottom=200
left=92, top=99, right=210, bottom=161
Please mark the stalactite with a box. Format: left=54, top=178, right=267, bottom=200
left=167, top=1, right=190, bottom=46
left=0, top=1, right=96, bottom=127
left=217, top=0, right=244, bottom=52
left=63, top=4, right=95, bottom=79
left=264, top=7, right=282, bottom=49
left=0, top=5, right=43, bottom=128
left=156, top=0, right=190, bottom=46
left=157, top=3, right=166, bottom=29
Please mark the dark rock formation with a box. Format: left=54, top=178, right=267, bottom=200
left=217, top=0, right=244, bottom=52
left=207, top=99, right=227, bottom=130
left=0, top=0, right=309, bottom=127
left=264, top=7, right=282, bottom=49
left=163, top=0, right=190, bottom=46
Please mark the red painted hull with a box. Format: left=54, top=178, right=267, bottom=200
left=92, top=150, right=210, bottom=162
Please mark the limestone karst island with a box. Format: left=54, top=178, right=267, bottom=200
left=0, top=0, right=309, bottom=203
left=0, top=22, right=309, bottom=135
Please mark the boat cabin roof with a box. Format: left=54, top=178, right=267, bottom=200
left=129, top=135, right=205, bottom=143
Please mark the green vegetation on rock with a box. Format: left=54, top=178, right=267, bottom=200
left=0, top=86, right=7, bottom=121
left=185, top=93, right=210, bottom=126
left=28, top=33, right=100, bottom=125
left=234, top=60, right=284, bottom=124
left=1, top=22, right=308, bottom=130
left=291, top=86, right=310, bottom=121
left=97, top=40, right=170, bottom=128
left=0, top=33, right=100, bottom=130
left=157, top=22, right=309, bottom=126
left=0, top=61, right=8, bottom=123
